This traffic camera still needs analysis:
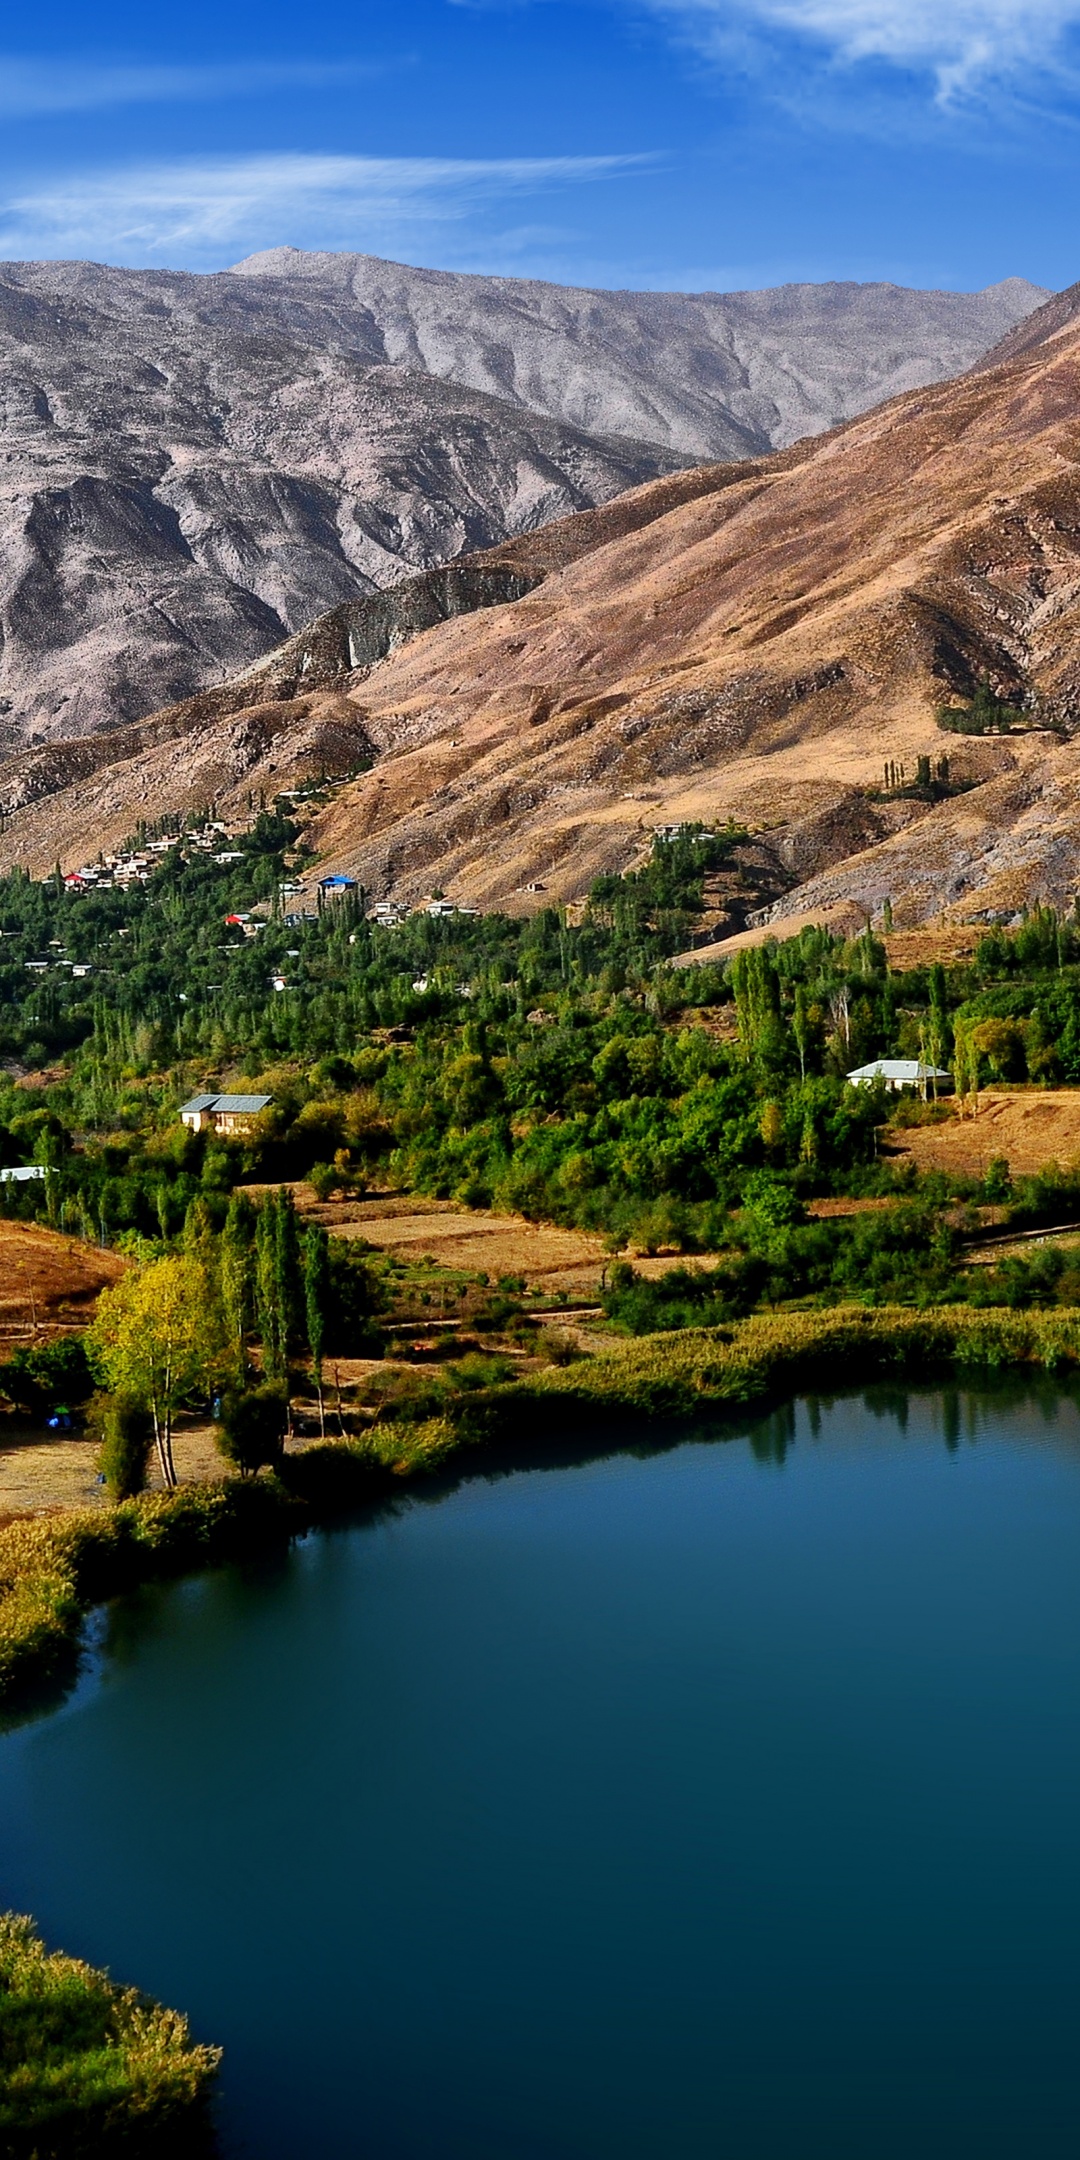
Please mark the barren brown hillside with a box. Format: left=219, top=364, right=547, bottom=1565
left=9, top=292, right=1080, bottom=922
left=0, top=1222, right=125, bottom=1341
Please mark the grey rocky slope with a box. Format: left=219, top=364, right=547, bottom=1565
left=0, top=261, right=682, bottom=750
left=0, top=255, right=1047, bottom=749
left=236, top=250, right=1047, bottom=457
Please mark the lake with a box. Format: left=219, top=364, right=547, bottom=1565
left=2, top=1386, right=1080, bottom=2158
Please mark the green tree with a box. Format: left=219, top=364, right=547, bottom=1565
left=89, top=1255, right=221, bottom=1487
left=98, top=1394, right=153, bottom=1499
left=216, top=1382, right=287, bottom=1477
left=219, top=1194, right=256, bottom=1383
left=926, top=963, right=951, bottom=1098
left=792, top=983, right=810, bottom=1083
left=255, top=1194, right=283, bottom=1378
left=302, top=1223, right=331, bottom=1437
left=275, top=1188, right=304, bottom=1351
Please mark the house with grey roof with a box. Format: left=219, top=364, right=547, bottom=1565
left=179, top=1092, right=271, bottom=1135
left=846, top=1059, right=952, bottom=1097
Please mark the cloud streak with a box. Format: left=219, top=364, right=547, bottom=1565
left=0, top=152, right=651, bottom=268
left=0, top=56, right=379, bottom=119
left=651, top=0, right=1080, bottom=98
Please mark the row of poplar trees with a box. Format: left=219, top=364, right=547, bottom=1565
left=217, top=1189, right=333, bottom=1433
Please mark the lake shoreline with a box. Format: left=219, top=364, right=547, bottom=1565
left=5, top=1301, right=1080, bottom=1719
left=6, top=1361, right=1080, bottom=2159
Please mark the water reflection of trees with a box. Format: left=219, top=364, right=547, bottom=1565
left=748, top=1399, right=796, bottom=1465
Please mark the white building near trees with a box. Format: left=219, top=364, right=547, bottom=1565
left=178, top=1092, right=271, bottom=1135
left=846, top=1059, right=952, bottom=1097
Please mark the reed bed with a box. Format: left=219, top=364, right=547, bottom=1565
left=511, top=1304, right=1080, bottom=1422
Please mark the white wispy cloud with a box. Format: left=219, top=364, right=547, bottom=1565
left=0, top=56, right=375, bottom=119
left=0, top=152, right=650, bottom=268
left=649, top=0, right=1080, bottom=98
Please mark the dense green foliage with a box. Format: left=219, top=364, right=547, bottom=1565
left=97, top=1397, right=153, bottom=1501
left=0, top=1338, right=93, bottom=1414
left=936, top=682, right=1030, bottom=734
left=216, top=1383, right=288, bottom=1477
left=5, top=818, right=1080, bottom=1324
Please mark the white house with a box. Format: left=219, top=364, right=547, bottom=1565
left=179, top=1092, right=271, bottom=1135
left=846, top=1059, right=952, bottom=1096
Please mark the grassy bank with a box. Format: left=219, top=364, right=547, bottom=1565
left=5, top=1304, right=1080, bottom=1714
left=0, top=1912, right=220, bottom=2158
left=514, top=1303, right=1080, bottom=1422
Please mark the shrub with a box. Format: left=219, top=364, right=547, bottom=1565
left=98, top=1396, right=153, bottom=1501
left=445, top=1351, right=516, bottom=1391
left=0, top=1910, right=221, bottom=2158
left=215, top=1384, right=288, bottom=1478
left=0, top=1337, right=94, bottom=1415
left=536, top=1327, right=582, bottom=1366
left=307, top=1160, right=338, bottom=1203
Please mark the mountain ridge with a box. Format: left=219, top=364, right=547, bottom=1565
left=233, top=248, right=1046, bottom=458
left=5, top=280, right=1080, bottom=929
left=0, top=253, right=1044, bottom=750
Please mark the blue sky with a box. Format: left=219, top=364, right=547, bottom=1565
left=1, top=1, right=1078, bottom=292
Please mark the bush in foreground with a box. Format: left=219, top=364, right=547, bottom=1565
left=0, top=1911, right=220, bottom=2158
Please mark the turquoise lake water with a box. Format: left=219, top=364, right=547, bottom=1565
left=2, top=1386, right=1080, bottom=2157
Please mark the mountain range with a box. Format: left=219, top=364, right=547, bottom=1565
left=6, top=276, right=1080, bottom=934
left=0, top=253, right=1044, bottom=749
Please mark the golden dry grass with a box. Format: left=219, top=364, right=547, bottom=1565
left=882, top=924, right=986, bottom=971
left=324, top=1194, right=610, bottom=1294
left=891, top=1090, right=1080, bottom=1180
left=0, top=1221, right=125, bottom=1342
left=0, top=1416, right=228, bottom=1520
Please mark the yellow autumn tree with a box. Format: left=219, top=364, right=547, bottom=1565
left=89, top=1255, right=222, bottom=1488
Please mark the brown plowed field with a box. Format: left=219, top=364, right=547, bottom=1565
left=892, top=1091, right=1080, bottom=1180
left=251, top=1183, right=712, bottom=1292
left=326, top=1199, right=608, bottom=1295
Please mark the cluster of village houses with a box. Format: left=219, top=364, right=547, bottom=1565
left=60, top=823, right=247, bottom=892
left=24, top=821, right=487, bottom=999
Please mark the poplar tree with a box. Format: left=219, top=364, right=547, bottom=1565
left=302, top=1223, right=331, bottom=1438
left=793, top=983, right=809, bottom=1083
left=220, top=1195, right=256, bottom=1384
left=255, top=1195, right=285, bottom=1380
left=926, top=963, right=951, bottom=1099
left=275, top=1190, right=304, bottom=1354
